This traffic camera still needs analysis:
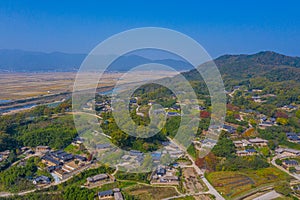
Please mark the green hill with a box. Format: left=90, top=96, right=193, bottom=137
left=179, top=51, right=300, bottom=88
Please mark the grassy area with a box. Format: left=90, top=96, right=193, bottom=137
left=115, top=171, right=151, bottom=184
left=176, top=157, right=192, bottom=164
left=97, top=180, right=137, bottom=192
left=57, top=165, right=114, bottom=189
left=124, top=184, right=178, bottom=200
left=206, top=167, right=291, bottom=199
left=64, top=144, right=84, bottom=155
left=187, top=145, right=197, bottom=160
left=281, top=141, right=300, bottom=150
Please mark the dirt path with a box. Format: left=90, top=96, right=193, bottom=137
left=167, top=137, right=225, bottom=200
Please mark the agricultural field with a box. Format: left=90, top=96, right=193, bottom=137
left=0, top=72, right=120, bottom=100
left=182, top=167, right=207, bottom=193
left=124, top=184, right=179, bottom=200
left=167, top=194, right=212, bottom=200
left=0, top=71, right=178, bottom=100
left=193, top=195, right=213, bottom=200
left=206, top=167, right=291, bottom=199
left=96, top=180, right=137, bottom=192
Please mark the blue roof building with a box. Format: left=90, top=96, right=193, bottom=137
left=129, top=150, right=143, bottom=156
left=223, top=124, right=236, bottom=134
left=283, top=160, right=298, bottom=166
left=156, top=166, right=166, bottom=176
left=167, top=112, right=181, bottom=117
left=98, top=190, right=113, bottom=198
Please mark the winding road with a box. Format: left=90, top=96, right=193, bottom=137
left=271, top=156, right=300, bottom=181
left=167, top=137, right=225, bottom=200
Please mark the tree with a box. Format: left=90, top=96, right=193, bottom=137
left=244, top=128, right=255, bottom=137
left=249, top=119, right=257, bottom=127
left=289, top=167, right=296, bottom=173
left=204, top=153, right=218, bottom=171
left=212, top=137, right=235, bottom=158
left=0, top=157, right=38, bottom=192
left=260, top=147, right=270, bottom=157
left=296, top=110, right=300, bottom=119
left=7, top=150, right=17, bottom=163
left=187, top=145, right=197, bottom=159
left=276, top=118, right=288, bottom=125
left=219, top=156, right=269, bottom=171
left=63, top=186, right=94, bottom=200
left=237, top=126, right=244, bottom=134
left=268, top=140, right=277, bottom=150
left=275, top=111, right=288, bottom=119
left=110, top=130, right=129, bottom=147
left=275, top=159, right=282, bottom=166
left=200, top=111, right=210, bottom=119
left=0, top=131, right=18, bottom=151
left=195, top=157, right=205, bottom=168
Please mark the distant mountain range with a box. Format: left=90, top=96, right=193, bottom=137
left=1, top=50, right=300, bottom=81
left=0, top=49, right=193, bottom=72
left=0, top=49, right=85, bottom=72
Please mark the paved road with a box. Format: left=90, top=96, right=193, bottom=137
left=228, top=89, right=238, bottom=98
left=271, top=156, right=300, bottom=181
left=93, top=130, right=112, bottom=139
left=70, top=111, right=112, bottom=140
left=167, top=137, right=225, bottom=200
left=67, top=111, right=102, bottom=119
left=135, top=105, right=144, bottom=117
left=11, top=153, right=41, bottom=167
left=112, top=165, right=119, bottom=176
left=253, top=190, right=281, bottom=200
left=201, top=177, right=225, bottom=200
left=0, top=189, right=37, bottom=197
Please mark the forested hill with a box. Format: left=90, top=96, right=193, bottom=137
left=216, top=51, right=300, bottom=81
left=182, top=51, right=300, bottom=86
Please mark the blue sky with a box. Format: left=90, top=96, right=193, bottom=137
left=0, top=0, right=299, bottom=57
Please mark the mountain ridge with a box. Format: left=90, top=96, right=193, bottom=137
left=0, top=50, right=300, bottom=75
left=0, top=49, right=193, bottom=72
left=174, top=51, right=300, bottom=91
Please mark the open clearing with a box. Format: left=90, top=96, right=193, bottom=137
left=124, top=184, right=179, bottom=200
left=0, top=72, right=119, bottom=99
left=0, top=71, right=178, bottom=100
left=182, top=167, right=207, bottom=194
left=174, top=195, right=212, bottom=200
